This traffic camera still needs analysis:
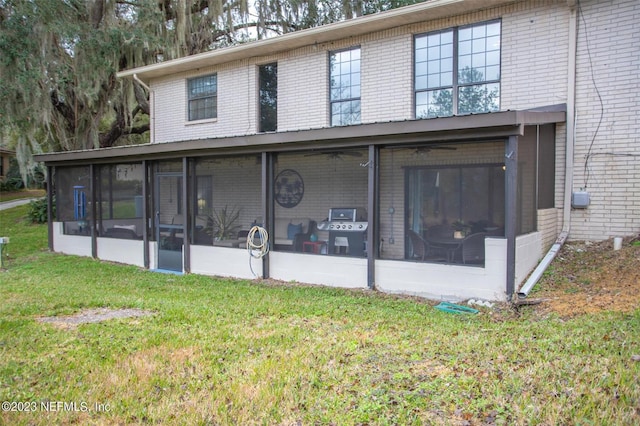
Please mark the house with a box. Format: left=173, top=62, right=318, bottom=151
left=34, top=0, right=639, bottom=301
left=0, top=147, right=15, bottom=182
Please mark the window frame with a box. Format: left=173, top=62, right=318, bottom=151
left=258, top=62, right=278, bottom=133
left=404, top=163, right=505, bottom=232
left=187, top=74, right=218, bottom=122
left=414, top=20, right=501, bottom=118
left=329, top=46, right=362, bottom=127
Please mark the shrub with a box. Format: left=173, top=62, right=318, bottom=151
left=0, top=176, right=24, bottom=191
left=27, top=196, right=54, bottom=224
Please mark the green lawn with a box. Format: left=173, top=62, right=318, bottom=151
left=1, top=205, right=639, bottom=425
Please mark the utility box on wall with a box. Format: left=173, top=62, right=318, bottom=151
left=572, top=191, right=590, bottom=209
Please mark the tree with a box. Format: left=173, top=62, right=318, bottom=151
left=0, top=0, right=422, bottom=177
left=0, top=0, right=248, bottom=154
left=420, top=67, right=500, bottom=118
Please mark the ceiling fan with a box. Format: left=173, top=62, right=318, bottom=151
left=412, top=145, right=457, bottom=153
left=404, top=145, right=458, bottom=157
left=304, top=150, right=364, bottom=160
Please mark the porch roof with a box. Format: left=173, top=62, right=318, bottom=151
left=117, top=0, right=521, bottom=83
left=35, top=106, right=566, bottom=166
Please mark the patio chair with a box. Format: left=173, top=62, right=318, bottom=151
left=103, top=227, right=141, bottom=240
left=461, top=232, right=487, bottom=264
left=407, top=230, right=428, bottom=260
left=423, top=225, right=456, bottom=261
left=293, top=220, right=317, bottom=252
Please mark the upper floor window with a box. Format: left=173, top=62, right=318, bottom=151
left=330, top=47, right=361, bottom=126
left=415, top=21, right=500, bottom=119
left=188, top=74, right=217, bottom=121
left=259, top=63, right=278, bottom=132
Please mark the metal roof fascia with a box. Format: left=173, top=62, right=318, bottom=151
left=34, top=108, right=566, bottom=165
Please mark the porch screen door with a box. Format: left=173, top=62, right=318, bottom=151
left=155, top=173, right=183, bottom=272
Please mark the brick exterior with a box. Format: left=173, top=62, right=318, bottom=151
left=153, top=1, right=576, bottom=143
left=278, top=49, right=328, bottom=131
left=569, top=0, right=640, bottom=240
left=149, top=0, right=639, bottom=241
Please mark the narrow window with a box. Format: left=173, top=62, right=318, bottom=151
left=330, top=47, right=361, bottom=126
left=259, top=63, right=278, bottom=132
left=187, top=74, right=217, bottom=121
left=415, top=29, right=454, bottom=118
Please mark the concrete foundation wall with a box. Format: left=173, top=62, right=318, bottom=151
left=376, top=238, right=508, bottom=301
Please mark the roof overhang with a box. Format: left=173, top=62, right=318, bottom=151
left=35, top=106, right=566, bottom=166
left=117, top=0, right=519, bottom=83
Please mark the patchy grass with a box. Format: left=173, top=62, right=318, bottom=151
left=1, top=206, right=640, bottom=425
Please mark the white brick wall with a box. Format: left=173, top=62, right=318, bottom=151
left=361, top=35, right=413, bottom=123
left=538, top=208, right=559, bottom=250
left=501, top=2, right=570, bottom=110
left=195, top=156, right=262, bottom=229
left=569, top=0, right=640, bottom=241
left=273, top=151, right=368, bottom=224
left=278, top=50, right=328, bottom=131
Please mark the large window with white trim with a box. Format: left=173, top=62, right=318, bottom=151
left=415, top=20, right=501, bottom=118
left=188, top=74, right=217, bottom=121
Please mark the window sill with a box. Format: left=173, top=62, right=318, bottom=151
left=186, top=118, right=218, bottom=126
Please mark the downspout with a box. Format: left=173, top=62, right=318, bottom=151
left=518, top=3, right=577, bottom=298
left=133, top=74, right=154, bottom=144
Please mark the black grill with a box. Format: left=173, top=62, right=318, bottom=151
left=318, top=208, right=367, bottom=256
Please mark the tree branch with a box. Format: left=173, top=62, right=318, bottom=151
left=133, top=82, right=150, bottom=115
left=49, top=90, right=76, bottom=134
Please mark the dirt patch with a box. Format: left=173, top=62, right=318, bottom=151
left=0, top=189, right=46, bottom=201
left=38, top=308, right=154, bottom=329
left=528, top=236, right=640, bottom=318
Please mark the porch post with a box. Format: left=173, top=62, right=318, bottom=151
left=505, top=135, right=519, bottom=299
left=46, top=166, right=54, bottom=252
left=90, top=164, right=97, bottom=259
left=261, top=152, right=273, bottom=278
left=182, top=157, right=190, bottom=273
left=142, top=160, right=150, bottom=269
left=367, top=145, right=379, bottom=290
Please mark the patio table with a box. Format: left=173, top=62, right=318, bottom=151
left=425, top=236, right=464, bottom=262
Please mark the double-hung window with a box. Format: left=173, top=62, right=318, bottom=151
left=188, top=74, right=217, bottom=121
left=330, top=47, right=361, bottom=126
left=415, top=20, right=501, bottom=118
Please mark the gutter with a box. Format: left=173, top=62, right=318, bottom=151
left=518, top=4, right=577, bottom=298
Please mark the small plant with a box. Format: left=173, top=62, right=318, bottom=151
left=27, top=196, right=54, bottom=224
left=452, top=220, right=467, bottom=229
left=209, top=205, right=241, bottom=240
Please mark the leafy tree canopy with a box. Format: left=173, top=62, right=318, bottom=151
left=0, top=0, right=421, bottom=182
